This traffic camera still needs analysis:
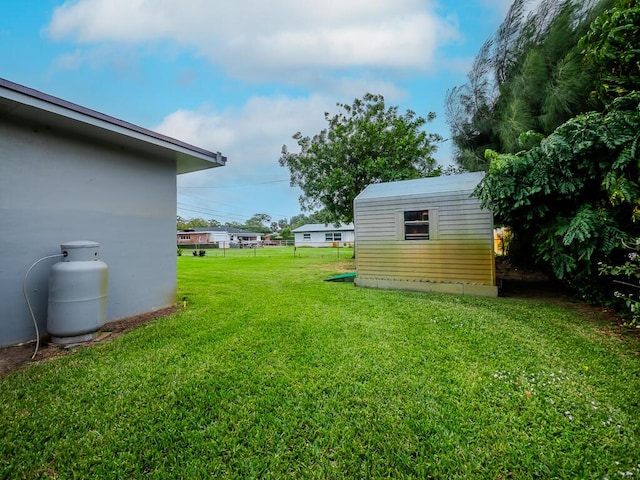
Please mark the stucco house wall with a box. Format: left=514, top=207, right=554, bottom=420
left=353, top=172, right=497, bottom=297
left=0, top=78, right=225, bottom=347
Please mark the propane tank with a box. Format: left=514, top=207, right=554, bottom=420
left=47, top=241, right=108, bottom=344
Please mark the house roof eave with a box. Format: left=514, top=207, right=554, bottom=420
left=0, top=78, right=226, bottom=174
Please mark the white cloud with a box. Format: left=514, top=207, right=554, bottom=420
left=48, top=45, right=139, bottom=74
left=329, top=76, right=406, bottom=103
left=43, top=0, right=469, bottom=220
left=50, top=47, right=83, bottom=70
left=156, top=84, right=414, bottom=184
left=157, top=94, right=334, bottom=178
left=46, top=0, right=461, bottom=82
left=158, top=94, right=334, bottom=218
left=156, top=109, right=236, bottom=151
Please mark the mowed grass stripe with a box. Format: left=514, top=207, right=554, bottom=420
left=1, top=247, right=638, bottom=478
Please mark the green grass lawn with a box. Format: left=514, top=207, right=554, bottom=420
left=1, top=247, right=639, bottom=478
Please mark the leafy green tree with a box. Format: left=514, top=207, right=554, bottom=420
left=478, top=92, right=638, bottom=296
left=580, top=0, right=640, bottom=105
left=289, top=210, right=335, bottom=229
left=177, top=216, right=221, bottom=229
left=476, top=92, right=640, bottom=297
left=460, top=0, right=640, bottom=308
left=494, top=2, right=604, bottom=152
left=445, top=39, right=498, bottom=171
left=289, top=214, right=307, bottom=229
left=279, top=93, right=442, bottom=224
left=224, top=221, right=245, bottom=230
left=179, top=217, right=208, bottom=229
left=279, top=227, right=293, bottom=241
left=446, top=0, right=612, bottom=170
left=244, top=213, right=272, bottom=234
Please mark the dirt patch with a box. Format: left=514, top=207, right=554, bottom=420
left=0, top=306, right=178, bottom=375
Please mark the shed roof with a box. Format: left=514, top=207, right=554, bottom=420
left=0, top=78, right=226, bottom=174
left=355, top=172, right=484, bottom=200
left=292, top=223, right=354, bottom=233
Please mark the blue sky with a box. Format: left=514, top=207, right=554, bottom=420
left=0, top=0, right=514, bottom=224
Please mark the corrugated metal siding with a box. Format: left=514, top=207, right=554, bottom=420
left=354, top=184, right=495, bottom=287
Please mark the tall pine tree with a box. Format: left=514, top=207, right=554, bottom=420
left=446, top=0, right=613, bottom=170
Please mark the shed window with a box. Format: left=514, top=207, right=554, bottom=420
left=303, top=233, right=311, bottom=240
left=179, top=235, right=191, bottom=240
left=404, top=210, right=430, bottom=240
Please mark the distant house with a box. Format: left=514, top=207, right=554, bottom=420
left=353, top=172, right=497, bottom=297
left=292, top=223, right=355, bottom=247
left=177, top=227, right=263, bottom=248
left=0, top=78, right=226, bottom=347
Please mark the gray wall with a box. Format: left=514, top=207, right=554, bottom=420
left=0, top=117, right=177, bottom=347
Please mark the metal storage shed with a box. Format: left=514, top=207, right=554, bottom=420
left=353, top=172, right=498, bottom=297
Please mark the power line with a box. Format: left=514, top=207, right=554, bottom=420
left=177, top=203, right=246, bottom=220
left=180, top=192, right=268, bottom=215
left=177, top=201, right=301, bottom=223
left=178, top=178, right=289, bottom=189
left=178, top=189, right=299, bottom=220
